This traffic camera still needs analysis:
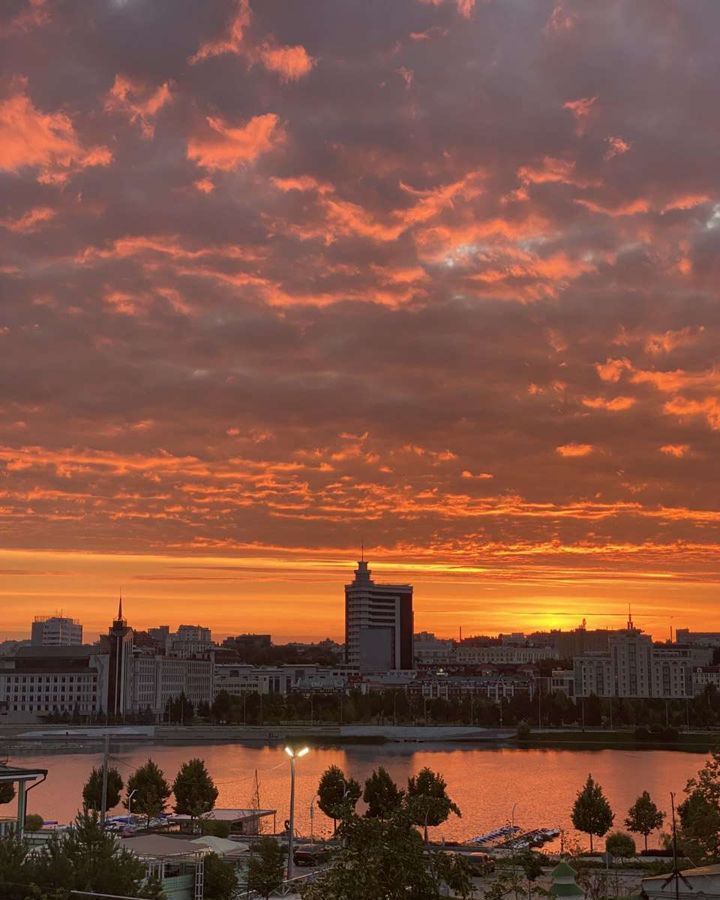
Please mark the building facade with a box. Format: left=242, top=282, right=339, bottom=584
left=345, top=559, right=414, bottom=673
left=574, top=624, right=698, bottom=699
left=0, top=646, right=108, bottom=722
left=30, top=616, right=82, bottom=647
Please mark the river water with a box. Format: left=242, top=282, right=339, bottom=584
left=6, top=743, right=707, bottom=847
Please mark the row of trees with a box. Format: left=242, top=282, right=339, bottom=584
left=572, top=750, right=720, bottom=861
left=83, top=757, right=218, bottom=825
left=39, top=682, right=720, bottom=729
left=317, top=764, right=461, bottom=840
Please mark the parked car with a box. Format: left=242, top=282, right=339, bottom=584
left=461, top=851, right=496, bottom=876
left=293, top=844, right=331, bottom=867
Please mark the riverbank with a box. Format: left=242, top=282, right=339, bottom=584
left=519, top=728, right=720, bottom=752
left=2, top=722, right=718, bottom=753
left=0, top=723, right=516, bottom=752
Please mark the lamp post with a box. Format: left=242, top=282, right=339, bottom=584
left=285, top=745, right=309, bottom=880
left=128, top=788, right=137, bottom=817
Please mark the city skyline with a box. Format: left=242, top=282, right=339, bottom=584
left=3, top=1, right=720, bottom=640
left=2, top=553, right=717, bottom=645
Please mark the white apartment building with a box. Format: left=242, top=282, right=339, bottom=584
left=132, top=654, right=214, bottom=717
left=416, top=643, right=556, bottom=666
left=574, top=625, right=698, bottom=699
left=30, top=616, right=82, bottom=647
left=0, top=647, right=108, bottom=723
left=214, top=665, right=293, bottom=697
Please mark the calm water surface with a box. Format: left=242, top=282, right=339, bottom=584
left=7, top=743, right=706, bottom=846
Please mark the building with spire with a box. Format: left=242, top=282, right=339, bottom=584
left=344, top=557, right=414, bottom=673
left=107, top=596, right=134, bottom=718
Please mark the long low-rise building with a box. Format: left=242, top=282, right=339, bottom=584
left=0, top=646, right=109, bottom=722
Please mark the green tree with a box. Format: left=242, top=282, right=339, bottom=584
left=406, top=767, right=461, bottom=842
left=30, top=811, right=148, bottom=897
left=317, top=765, right=361, bottom=832
left=362, top=767, right=404, bottom=819
left=677, top=789, right=720, bottom=860
left=203, top=851, right=238, bottom=900
left=0, top=782, right=15, bottom=806
left=520, top=851, right=545, bottom=900
left=211, top=690, right=233, bottom=724
left=173, top=758, right=218, bottom=822
left=23, top=814, right=43, bottom=833
left=82, top=765, right=124, bottom=812
left=302, top=808, right=472, bottom=900
left=678, top=749, right=720, bottom=860
left=571, top=774, right=614, bottom=852
left=126, top=759, right=171, bottom=826
left=625, top=791, right=665, bottom=851
left=246, top=836, right=285, bottom=899
left=606, top=831, right=636, bottom=861
left=0, top=836, right=32, bottom=899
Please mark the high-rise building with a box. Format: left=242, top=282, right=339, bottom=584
left=107, top=599, right=134, bottom=717
left=30, top=616, right=82, bottom=647
left=344, top=558, right=413, bottom=673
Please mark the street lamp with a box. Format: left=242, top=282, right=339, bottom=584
left=128, top=789, right=137, bottom=817
left=285, top=745, right=310, bottom=880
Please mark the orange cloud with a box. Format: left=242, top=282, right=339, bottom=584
left=0, top=83, right=112, bottom=181
left=596, top=357, right=632, bottom=382
left=662, top=193, right=712, bottom=214
left=660, top=444, right=689, bottom=458
left=258, top=43, right=315, bottom=82
left=582, top=396, right=636, bottom=411
left=644, top=326, right=704, bottom=355
left=189, top=0, right=314, bottom=82
left=604, top=136, right=631, bottom=160
left=517, top=156, right=597, bottom=189
left=575, top=197, right=649, bottom=217
left=0, top=0, right=50, bottom=37
left=663, top=396, right=720, bottom=430
left=0, top=206, right=56, bottom=233
left=556, top=443, right=594, bottom=457
left=104, top=74, right=173, bottom=139
left=563, top=95, right=597, bottom=136
left=190, top=0, right=251, bottom=63
left=193, top=178, right=215, bottom=194
left=187, top=113, right=283, bottom=171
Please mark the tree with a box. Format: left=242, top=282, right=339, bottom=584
left=520, top=851, right=545, bottom=900
left=0, top=782, right=15, bottom=806
left=571, top=774, right=614, bottom=852
left=677, top=789, right=720, bottom=860
left=406, top=767, right=461, bottom=841
left=203, top=851, right=238, bottom=900
left=317, top=765, right=361, bottom=832
left=246, top=836, right=285, bottom=899
left=0, top=836, right=32, bottom=900
left=362, top=767, right=404, bottom=819
left=29, top=810, right=148, bottom=898
left=126, top=759, right=171, bottom=825
left=24, top=814, right=43, bottom=833
left=302, top=808, right=472, bottom=900
left=678, top=749, right=720, bottom=860
left=606, top=831, right=636, bottom=861
left=625, top=791, right=665, bottom=851
left=173, top=758, right=218, bottom=823
left=82, top=765, right=124, bottom=812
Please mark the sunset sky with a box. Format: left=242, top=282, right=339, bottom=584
left=2, top=0, right=720, bottom=642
